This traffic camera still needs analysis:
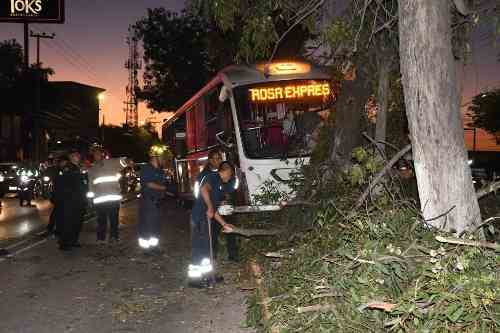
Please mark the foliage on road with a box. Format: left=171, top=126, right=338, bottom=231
left=240, top=149, right=500, bottom=332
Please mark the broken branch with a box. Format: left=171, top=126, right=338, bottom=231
left=476, top=180, right=500, bottom=200
left=355, top=144, right=412, bottom=209
left=435, top=235, right=500, bottom=251
left=297, top=304, right=336, bottom=314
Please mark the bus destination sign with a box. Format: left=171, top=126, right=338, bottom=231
left=250, top=82, right=331, bottom=103
left=0, top=0, right=65, bottom=23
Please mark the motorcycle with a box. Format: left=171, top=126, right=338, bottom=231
left=41, top=174, right=53, bottom=199
left=18, top=170, right=38, bottom=207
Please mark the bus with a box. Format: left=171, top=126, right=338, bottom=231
left=162, top=60, right=335, bottom=210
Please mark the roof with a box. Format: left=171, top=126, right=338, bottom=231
left=49, top=81, right=105, bottom=92
left=220, top=62, right=331, bottom=88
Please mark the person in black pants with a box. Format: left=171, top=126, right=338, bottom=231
left=55, top=150, right=86, bottom=251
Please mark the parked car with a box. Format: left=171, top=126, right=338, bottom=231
left=0, top=163, right=21, bottom=197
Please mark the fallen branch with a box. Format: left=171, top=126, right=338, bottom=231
left=297, top=304, right=336, bottom=314
left=473, top=216, right=500, bottom=232
left=355, top=144, right=412, bottom=209
left=435, top=235, right=500, bottom=251
left=476, top=180, right=500, bottom=200
left=358, top=301, right=397, bottom=312
left=228, top=227, right=283, bottom=237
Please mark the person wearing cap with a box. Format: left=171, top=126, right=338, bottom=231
left=86, top=144, right=125, bottom=244
left=194, top=149, right=240, bottom=262
left=55, top=150, right=87, bottom=251
left=188, top=161, right=236, bottom=288
left=137, top=145, right=170, bottom=252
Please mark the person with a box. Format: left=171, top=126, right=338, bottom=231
left=45, top=156, right=61, bottom=235
left=188, top=162, right=236, bottom=288
left=55, top=150, right=86, bottom=251
left=17, top=163, right=38, bottom=207
left=194, top=149, right=240, bottom=262
left=137, top=145, right=170, bottom=252
left=86, top=144, right=125, bottom=244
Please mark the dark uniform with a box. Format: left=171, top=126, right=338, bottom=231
left=54, top=162, right=86, bottom=250
left=45, top=165, right=60, bottom=234
left=196, top=167, right=239, bottom=261
left=189, top=172, right=227, bottom=281
left=138, top=163, right=167, bottom=248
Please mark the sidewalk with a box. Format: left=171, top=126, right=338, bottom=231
left=0, top=199, right=254, bottom=333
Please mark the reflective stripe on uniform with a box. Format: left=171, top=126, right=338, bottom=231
left=93, top=194, right=122, bottom=204
left=93, top=173, right=121, bottom=185
left=188, top=258, right=213, bottom=278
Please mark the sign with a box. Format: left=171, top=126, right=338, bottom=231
left=0, top=0, right=65, bottom=23
left=249, top=83, right=331, bottom=103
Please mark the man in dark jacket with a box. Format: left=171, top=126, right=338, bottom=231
left=54, top=150, right=87, bottom=251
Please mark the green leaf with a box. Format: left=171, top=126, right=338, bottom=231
left=446, top=304, right=464, bottom=323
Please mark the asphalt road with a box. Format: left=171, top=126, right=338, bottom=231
left=0, top=199, right=254, bottom=333
left=0, top=197, right=52, bottom=242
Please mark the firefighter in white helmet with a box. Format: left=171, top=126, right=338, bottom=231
left=86, top=143, right=126, bottom=244
left=137, top=145, right=170, bottom=252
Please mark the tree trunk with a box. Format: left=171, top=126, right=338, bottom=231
left=398, top=0, right=481, bottom=233
left=331, top=62, right=371, bottom=169
left=375, top=55, right=390, bottom=155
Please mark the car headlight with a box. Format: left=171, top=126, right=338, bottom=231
left=20, top=175, right=29, bottom=183
left=43, top=176, right=50, bottom=182
left=468, top=159, right=473, bottom=166
left=0, top=175, right=4, bottom=182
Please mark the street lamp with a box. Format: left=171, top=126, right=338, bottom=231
left=98, top=92, right=106, bottom=102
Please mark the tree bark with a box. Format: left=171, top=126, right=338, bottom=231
left=398, top=0, right=481, bottom=233
left=331, top=62, right=371, bottom=169
left=375, top=54, right=391, bottom=155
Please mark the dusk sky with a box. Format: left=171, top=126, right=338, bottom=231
left=0, top=0, right=499, bottom=150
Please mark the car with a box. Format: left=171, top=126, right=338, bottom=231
left=0, top=162, right=21, bottom=197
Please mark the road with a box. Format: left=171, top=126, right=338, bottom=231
left=0, top=197, right=52, bottom=243
left=0, top=199, right=254, bottom=333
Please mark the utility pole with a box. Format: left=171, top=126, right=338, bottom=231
left=30, top=31, right=56, bottom=162
left=30, top=31, right=55, bottom=66
left=23, top=23, right=29, bottom=68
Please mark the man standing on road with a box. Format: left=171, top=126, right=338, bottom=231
left=45, top=156, right=61, bottom=236
left=137, top=145, right=170, bottom=252
left=56, top=150, right=87, bottom=251
left=188, top=162, right=236, bottom=288
left=86, top=144, right=125, bottom=245
left=195, top=149, right=240, bottom=262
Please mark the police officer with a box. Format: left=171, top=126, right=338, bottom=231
left=86, top=144, right=125, bottom=244
left=45, top=156, right=61, bottom=235
left=56, top=150, right=87, bottom=251
left=195, top=149, right=240, bottom=262
left=138, top=145, right=170, bottom=252
left=188, top=162, right=236, bottom=288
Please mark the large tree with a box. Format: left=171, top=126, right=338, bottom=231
left=398, top=0, right=481, bottom=233
left=133, top=9, right=217, bottom=111
left=468, top=89, right=500, bottom=143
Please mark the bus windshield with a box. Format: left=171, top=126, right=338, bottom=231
left=233, top=80, right=334, bottom=159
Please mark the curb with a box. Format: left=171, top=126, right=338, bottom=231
left=247, top=259, right=280, bottom=333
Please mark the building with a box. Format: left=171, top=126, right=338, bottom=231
left=43, top=81, right=104, bottom=148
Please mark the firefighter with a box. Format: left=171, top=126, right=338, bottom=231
left=56, top=150, right=86, bottom=251
left=188, top=162, right=236, bottom=288
left=137, top=145, right=170, bottom=252
left=86, top=144, right=125, bottom=244
left=194, top=149, right=240, bottom=262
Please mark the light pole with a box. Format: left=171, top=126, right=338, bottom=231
left=98, top=93, right=106, bottom=144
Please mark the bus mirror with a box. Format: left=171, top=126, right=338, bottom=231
left=219, top=86, right=231, bottom=102
left=216, top=131, right=233, bottom=148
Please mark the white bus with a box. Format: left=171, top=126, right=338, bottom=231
left=162, top=61, right=334, bottom=209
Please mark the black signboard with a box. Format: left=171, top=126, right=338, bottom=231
left=0, top=0, right=64, bottom=23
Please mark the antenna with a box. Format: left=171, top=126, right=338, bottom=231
left=124, top=27, right=141, bottom=127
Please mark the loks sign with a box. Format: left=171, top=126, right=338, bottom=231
left=0, top=0, right=65, bottom=23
